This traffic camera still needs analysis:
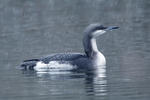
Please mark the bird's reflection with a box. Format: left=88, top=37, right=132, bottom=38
left=21, top=65, right=107, bottom=97
left=84, top=66, right=107, bottom=96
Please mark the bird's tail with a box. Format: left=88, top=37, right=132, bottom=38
left=20, top=59, right=40, bottom=70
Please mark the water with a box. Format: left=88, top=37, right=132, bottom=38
left=0, top=0, right=150, bottom=100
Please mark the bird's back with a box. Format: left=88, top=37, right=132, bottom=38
left=40, top=53, right=86, bottom=64
left=20, top=53, right=87, bottom=70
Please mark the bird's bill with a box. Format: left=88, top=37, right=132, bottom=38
left=105, top=26, right=119, bottom=30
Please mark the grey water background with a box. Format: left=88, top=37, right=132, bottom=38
left=0, top=0, right=150, bottom=100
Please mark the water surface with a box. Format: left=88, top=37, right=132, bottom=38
left=0, top=0, right=150, bottom=100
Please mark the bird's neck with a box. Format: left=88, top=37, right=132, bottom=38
left=83, top=36, right=99, bottom=57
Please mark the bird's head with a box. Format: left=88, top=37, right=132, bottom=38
left=84, top=23, right=119, bottom=38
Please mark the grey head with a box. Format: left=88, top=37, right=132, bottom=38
left=83, top=23, right=119, bottom=57
left=84, top=23, right=119, bottom=38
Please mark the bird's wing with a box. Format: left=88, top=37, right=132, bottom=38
left=40, top=53, right=86, bottom=64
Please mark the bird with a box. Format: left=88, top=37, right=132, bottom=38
left=20, top=23, right=119, bottom=71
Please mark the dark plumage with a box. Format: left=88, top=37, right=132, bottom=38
left=21, top=53, right=86, bottom=70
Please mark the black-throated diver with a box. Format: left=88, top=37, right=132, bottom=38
left=20, top=23, right=119, bottom=70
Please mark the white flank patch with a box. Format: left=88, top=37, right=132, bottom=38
left=34, top=61, right=76, bottom=72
